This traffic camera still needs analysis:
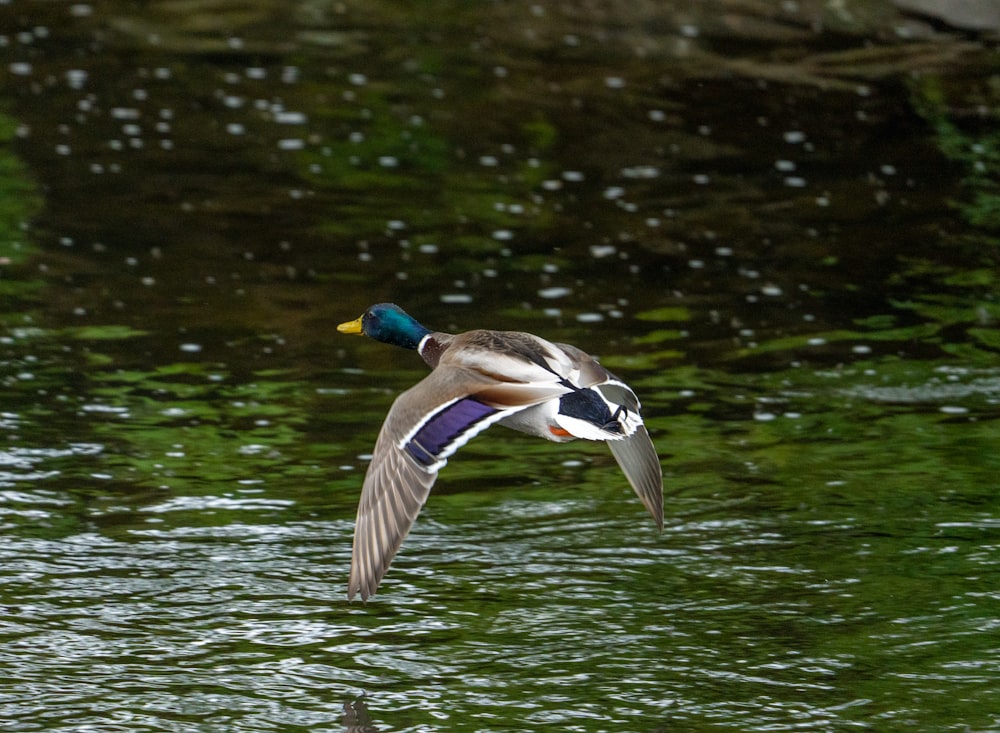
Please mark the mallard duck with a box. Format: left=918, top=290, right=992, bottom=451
left=338, top=303, right=663, bottom=600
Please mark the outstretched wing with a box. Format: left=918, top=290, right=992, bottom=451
left=348, top=366, right=570, bottom=601
left=607, top=424, right=663, bottom=530
left=594, top=379, right=663, bottom=529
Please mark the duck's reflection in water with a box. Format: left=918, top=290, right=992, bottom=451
left=341, top=696, right=379, bottom=733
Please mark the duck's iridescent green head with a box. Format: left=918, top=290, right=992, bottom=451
left=337, top=303, right=431, bottom=350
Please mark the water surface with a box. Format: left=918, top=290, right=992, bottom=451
left=1, top=1, right=999, bottom=730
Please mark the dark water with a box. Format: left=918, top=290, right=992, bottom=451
left=2, top=1, right=999, bottom=730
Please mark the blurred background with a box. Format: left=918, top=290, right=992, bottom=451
left=1, top=1, right=998, bottom=731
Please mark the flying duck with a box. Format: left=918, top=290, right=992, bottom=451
left=338, top=303, right=663, bottom=600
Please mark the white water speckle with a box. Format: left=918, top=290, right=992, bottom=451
left=274, top=111, right=307, bottom=124
left=538, top=287, right=571, bottom=299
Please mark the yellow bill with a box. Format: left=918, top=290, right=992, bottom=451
left=337, top=315, right=364, bottom=334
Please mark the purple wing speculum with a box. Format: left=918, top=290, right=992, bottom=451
left=404, top=397, right=499, bottom=467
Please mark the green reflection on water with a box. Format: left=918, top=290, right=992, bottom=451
left=0, top=109, right=41, bottom=307
left=911, top=70, right=1000, bottom=232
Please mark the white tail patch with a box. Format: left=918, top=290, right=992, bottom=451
left=552, top=383, right=644, bottom=441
